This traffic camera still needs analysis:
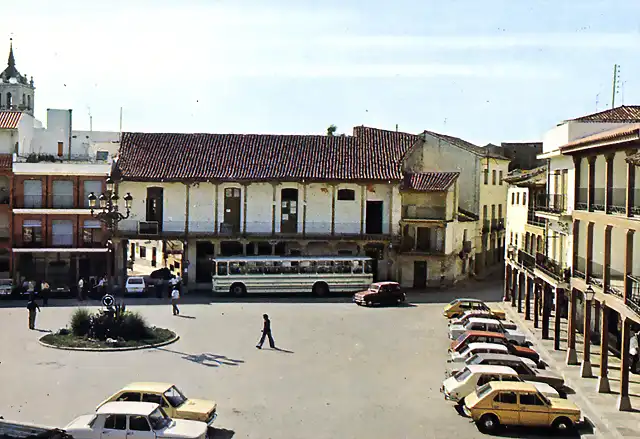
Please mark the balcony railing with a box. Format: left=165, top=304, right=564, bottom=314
left=536, top=194, right=567, bottom=214
left=402, top=205, right=446, bottom=220
left=518, top=250, right=535, bottom=270
left=627, top=275, right=640, bottom=315
left=527, top=210, right=545, bottom=227
left=535, top=252, right=570, bottom=282
left=606, top=266, right=625, bottom=299
left=573, top=256, right=586, bottom=279
left=610, top=188, right=627, bottom=214
left=592, top=188, right=606, bottom=211
left=576, top=188, right=588, bottom=210
left=589, top=261, right=604, bottom=287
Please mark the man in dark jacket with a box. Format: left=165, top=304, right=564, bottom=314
left=27, top=298, right=40, bottom=330
left=256, top=314, right=275, bottom=349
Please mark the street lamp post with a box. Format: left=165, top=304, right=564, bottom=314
left=88, top=177, right=133, bottom=293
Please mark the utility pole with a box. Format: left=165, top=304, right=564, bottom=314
left=611, top=64, right=621, bottom=108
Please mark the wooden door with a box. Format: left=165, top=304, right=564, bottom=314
left=280, top=188, right=298, bottom=234
left=413, top=261, right=427, bottom=288
left=223, top=188, right=242, bottom=233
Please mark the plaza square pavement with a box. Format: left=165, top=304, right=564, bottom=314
left=1, top=279, right=597, bottom=439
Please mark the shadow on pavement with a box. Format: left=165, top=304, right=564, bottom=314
left=155, top=347, right=245, bottom=368
left=271, top=347, right=294, bottom=353
left=211, top=428, right=235, bottom=439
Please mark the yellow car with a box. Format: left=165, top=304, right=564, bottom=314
left=464, top=381, right=580, bottom=434
left=97, top=382, right=217, bottom=426
left=443, top=298, right=506, bottom=320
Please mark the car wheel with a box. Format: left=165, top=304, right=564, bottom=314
left=312, top=282, right=329, bottom=297
left=456, top=397, right=465, bottom=407
left=477, top=413, right=500, bottom=433
left=552, top=417, right=573, bottom=433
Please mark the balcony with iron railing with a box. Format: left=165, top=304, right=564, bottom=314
left=627, top=275, right=640, bottom=315
left=573, top=256, right=586, bottom=279
left=576, top=188, right=588, bottom=211
left=401, top=205, right=446, bottom=221
left=592, top=188, right=605, bottom=211
left=574, top=187, right=640, bottom=215
left=535, top=252, right=570, bottom=283
left=527, top=210, right=545, bottom=228
left=518, top=249, right=535, bottom=270
left=588, top=261, right=604, bottom=288
left=606, top=266, right=625, bottom=299
left=535, top=194, right=567, bottom=214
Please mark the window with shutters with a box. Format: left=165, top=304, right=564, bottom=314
left=53, top=180, right=74, bottom=208
left=23, top=180, right=42, bottom=208
left=83, top=180, right=102, bottom=207
left=52, top=220, right=73, bottom=247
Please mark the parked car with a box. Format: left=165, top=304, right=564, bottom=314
left=449, top=343, right=509, bottom=363
left=443, top=298, right=506, bottom=320
left=449, top=317, right=527, bottom=345
left=65, top=401, right=208, bottom=439
left=0, top=279, right=12, bottom=297
left=448, top=311, right=518, bottom=330
left=441, top=365, right=560, bottom=405
left=450, top=353, right=564, bottom=390
left=97, top=382, right=217, bottom=426
left=125, top=276, right=147, bottom=296
left=450, top=331, right=542, bottom=366
left=463, top=381, right=580, bottom=434
left=353, top=282, right=405, bottom=306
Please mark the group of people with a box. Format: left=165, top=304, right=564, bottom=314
left=76, top=276, right=108, bottom=301
left=21, top=279, right=51, bottom=305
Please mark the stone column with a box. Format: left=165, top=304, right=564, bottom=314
left=554, top=287, right=563, bottom=350
left=580, top=295, right=593, bottom=378
left=511, top=268, right=517, bottom=307
left=517, top=273, right=523, bottom=313
left=533, top=283, right=540, bottom=328
left=618, top=317, right=633, bottom=411
left=566, top=288, right=578, bottom=365
left=542, top=284, right=551, bottom=339
left=504, top=264, right=511, bottom=301
left=597, top=305, right=610, bottom=393
left=524, top=275, right=531, bottom=320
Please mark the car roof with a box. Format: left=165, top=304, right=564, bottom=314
left=463, top=331, right=506, bottom=339
left=371, top=282, right=399, bottom=287
left=466, top=343, right=509, bottom=352
left=121, top=382, right=173, bottom=393
left=127, top=276, right=145, bottom=280
left=467, top=317, right=501, bottom=324
left=97, top=402, right=158, bottom=416
left=467, top=365, right=517, bottom=374
left=473, top=353, right=524, bottom=362
left=455, top=298, right=484, bottom=303
left=487, top=381, right=538, bottom=392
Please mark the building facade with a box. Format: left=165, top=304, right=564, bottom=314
left=504, top=105, right=640, bottom=411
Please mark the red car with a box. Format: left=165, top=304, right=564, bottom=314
left=353, top=282, right=406, bottom=306
left=450, top=331, right=543, bottom=367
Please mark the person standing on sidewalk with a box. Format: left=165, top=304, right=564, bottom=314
left=171, top=286, right=180, bottom=316
left=41, top=280, right=50, bottom=306
left=256, top=314, right=276, bottom=349
left=630, top=331, right=639, bottom=374
left=26, top=297, right=40, bottom=329
left=77, top=277, right=85, bottom=301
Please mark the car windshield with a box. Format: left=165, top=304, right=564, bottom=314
left=455, top=333, right=466, bottom=342
left=148, top=408, right=171, bottom=430
left=454, top=368, right=472, bottom=382
left=163, top=386, right=187, bottom=407
left=537, top=392, right=550, bottom=405
left=0, top=279, right=11, bottom=286
left=466, top=354, right=480, bottom=365
left=128, top=278, right=144, bottom=285
left=448, top=299, right=458, bottom=305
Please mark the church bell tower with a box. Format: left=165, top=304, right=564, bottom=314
left=0, top=38, right=35, bottom=115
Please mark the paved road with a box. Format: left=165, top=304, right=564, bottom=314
left=0, top=280, right=593, bottom=438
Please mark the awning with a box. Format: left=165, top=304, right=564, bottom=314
left=12, top=248, right=109, bottom=253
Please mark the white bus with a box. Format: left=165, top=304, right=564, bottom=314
left=211, top=256, right=374, bottom=296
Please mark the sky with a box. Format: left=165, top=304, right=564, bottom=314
left=4, top=0, right=640, bottom=144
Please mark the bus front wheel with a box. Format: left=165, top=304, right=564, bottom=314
left=230, top=283, right=247, bottom=297
left=313, top=282, right=329, bottom=297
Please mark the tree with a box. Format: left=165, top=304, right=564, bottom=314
left=327, top=124, right=337, bottom=136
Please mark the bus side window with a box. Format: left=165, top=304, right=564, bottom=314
left=364, top=261, right=373, bottom=274
left=291, top=261, right=300, bottom=274
left=352, top=261, right=363, bottom=274
left=217, top=262, right=228, bottom=276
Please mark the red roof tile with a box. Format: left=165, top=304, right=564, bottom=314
left=116, top=127, right=419, bottom=182
left=568, top=106, right=640, bottom=123
left=0, top=154, right=12, bottom=169
left=401, top=172, right=459, bottom=192
left=0, top=111, right=22, bottom=129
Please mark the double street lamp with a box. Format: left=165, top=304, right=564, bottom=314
left=87, top=177, right=133, bottom=293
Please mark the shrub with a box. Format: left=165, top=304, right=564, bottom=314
left=119, top=312, right=150, bottom=340
left=70, top=308, right=92, bottom=336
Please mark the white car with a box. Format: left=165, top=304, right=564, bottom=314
left=441, top=365, right=560, bottom=404
left=0, top=279, right=12, bottom=296
left=125, top=276, right=147, bottom=295
left=65, top=402, right=208, bottom=439
left=449, top=311, right=518, bottom=330
left=449, top=343, right=509, bottom=363
left=449, top=317, right=527, bottom=345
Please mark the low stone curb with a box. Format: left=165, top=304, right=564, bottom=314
left=38, top=333, right=179, bottom=352
left=500, top=304, right=620, bottom=439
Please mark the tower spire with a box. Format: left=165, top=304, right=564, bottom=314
left=7, top=38, right=14, bottom=68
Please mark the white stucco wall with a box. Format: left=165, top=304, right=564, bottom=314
left=479, top=158, right=509, bottom=224
left=592, top=224, right=605, bottom=270
left=334, top=183, right=363, bottom=234
left=506, top=186, right=528, bottom=250
left=0, top=130, right=15, bottom=154
left=610, top=226, right=626, bottom=275
left=118, top=182, right=187, bottom=233
left=547, top=154, right=575, bottom=214
left=305, top=183, right=332, bottom=234
left=542, top=124, right=569, bottom=153
left=188, top=183, right=215, bottom=233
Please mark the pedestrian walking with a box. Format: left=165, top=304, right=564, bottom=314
left=41, top=280, right=50, bottom=306
left=77, top=277, right=85, bottom=301
left=26, top=297, right=40, bottom=329
left=630, top=331, right=639, bottom=374
left=171, top=287, right=180, bottom=316
left=27, top=280, right=35, bottom=300
left=256, top=314, right=275, bottom=349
